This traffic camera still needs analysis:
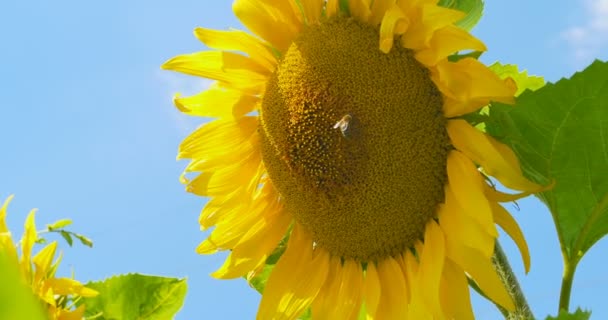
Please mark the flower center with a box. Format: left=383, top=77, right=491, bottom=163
left=259, top=17, right=449, bottom=261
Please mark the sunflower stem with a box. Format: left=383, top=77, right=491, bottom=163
left=558, top=257, right=578, bottom=313
left=492, top=241, right=534, bottom=320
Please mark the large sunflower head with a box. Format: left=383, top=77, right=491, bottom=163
left=0, top=196, right=98, bottom=320
left=163, top=1, right=544, bottom=318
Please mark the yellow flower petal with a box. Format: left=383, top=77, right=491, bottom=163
left=20, top=210, right=37, bottom=276
left=349, top=0, right=373, bottom=23
left=401, top=4, right=465, bottom=50
left=369, top=0, right=393, bottom=26
left=211, top=204, right=290, bottom=279
left=363, top=262, right=381, bottom=320
left=375, top=257, right=408, bottom=319
left=194, top=27, right=277, bottom=72
left=0, top=195, right=14, bottom=233
left=415, top=25, right=486, bottom=67
left=418, top=220, right=445, bottom=319
left=447, top=119, right=544, bottom=192
left=257, top=225, right=329, bottom=320
left=45, top=277, right=98, bottom=297
left=440, top=259, right=474, bottom=320
left=232, top=0, right=300, bottom=53
left=32, top=241, right=58, bottom=282
left=446, top=150, right=498, bottom=237
left=173, top=84, right=259, bottom=119
left=198, top=191, right=250, bottom=230
left=439, top=186, right=495, bottom=258
left=490, top=201, right=531, bottom=273
left=299, top=0, right=323, bottom=24
left=161, top=51, right=269, bottom=94
left=312, top=259, right=363, bottom=319
left=434, top=58, right=517, bottom=117
left=186, top=154, right=262, bottom=197
left=445, top=243, right=515, bottom=311
left=326, top=0, right=341, bottom=18
left=56, top=305, right=86, bottom=320
left=379, top=4, right=409, bottom=53
left=178, top=117, right=259, bottom=168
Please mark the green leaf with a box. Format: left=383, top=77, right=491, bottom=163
left=248, top=264, right=274, bottom=294
left=485, top=60, right=608, bottom=261
left=489, top=62, right=546, bottom=96
left=73, top=233, right=94, bottom=248
left=438, top=0, right=484, bottom=31
left=46, top=218, right=72, bottom=230
left=60, top=230, right=73, bottom=246
left=0, top=253, right=47, bottom=320
left=546, top=308, right=591, bottom=320
left=79, top=273, right=187, bottom=320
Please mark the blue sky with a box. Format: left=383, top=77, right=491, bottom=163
left=1, top=1, right=607, bottom=319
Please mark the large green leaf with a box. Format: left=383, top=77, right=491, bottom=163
left=80, top=273, right=187, bottom=320
left=0, top=253, right=47, bottom=320
left=485, top=60, right=608, bottom=261
left=546, top=308, right=591, bottom=320
left=438, top=0, right=484, bottom=31
left=489, top=63, right=546, bottom=96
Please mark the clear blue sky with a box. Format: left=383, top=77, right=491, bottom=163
left=1, top=1, right=607, bottom=319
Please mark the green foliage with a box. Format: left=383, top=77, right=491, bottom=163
left=489, top=62, right=546, bottom=96
left=44, top=218, right=94, bottom=248
left=546, top=308, right=591, bottom=320
left=79, top=273, right=187, bottom=320
left=486, top=60, right=608, bottom=262
left=0, top=253, right=47, bottom=320
left=438, top=0, right=484, bottom=31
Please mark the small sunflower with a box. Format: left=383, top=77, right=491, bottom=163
left=0, top=196, right=98, bottom=320
left=163, top=1, right=544, bottom=319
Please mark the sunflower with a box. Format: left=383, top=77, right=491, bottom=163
left=163, top=0, right=544, bottom=318
left=0, top=196, right=98, bottom=320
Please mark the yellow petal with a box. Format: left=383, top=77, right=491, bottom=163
left=257, top=225, right=330, bottom=320
left=178, top=117, right=259, bottom=168
left=490, top=201, right=531, bottom=273
left=173, top=84, right=259, bottom=119
left=194, top=27, right=277, bottom=72
left=349, top=0, right=372, bottom=23
left=233, top=0, right=300, bottom=53
left=161, top=51, right=269, bottom=94
left=439, top=186, right=495, bottom=258
left=20, top=210, right=37, bottom=276
left=375, top=257, right=408, bottom=319
left=198, top=191, right=250, bottom=230
left=433, top=58, right=517, bottom=117
left=447, top=119, right=544, bottom=192
left=446, top=150, right=498, bottom=237
left=415, top=25, right=486, bottom=67
left=418, top=220, right=445, bottom=318
left=322, top=260, right=363, bottom=319
left=379, top=4, right=409, bottom=53
left=186, top=153, right=262, bottom=197
left=211, top=205, right=291, bottom=279
left=46, top=278, right=99, bottom=297
left=326, top=0, right=340, bottom=17
left=369, top=0, right=394, bottom=26
left=311, top=257, right=342, bottom=319
left=299, top=0, right=323, bottom=24
left=445, top=242, right=515, bottom=311
left=33, top=241, right=58, bottom=281
left=0, top=195, right=14, bottom=233
left=404, top=250, right=431, bottom=320
left=440, top=259, right=474, bottom=320
left=56, top=305, right=86, bottom=320
left=197, top=184, right=276, bottom=253
left=363, top=262, right=381, bottom=319
left=401, top=5, right=465, bottom=50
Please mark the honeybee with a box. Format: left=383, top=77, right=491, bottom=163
left=333, top=114, right=352, bottom=137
